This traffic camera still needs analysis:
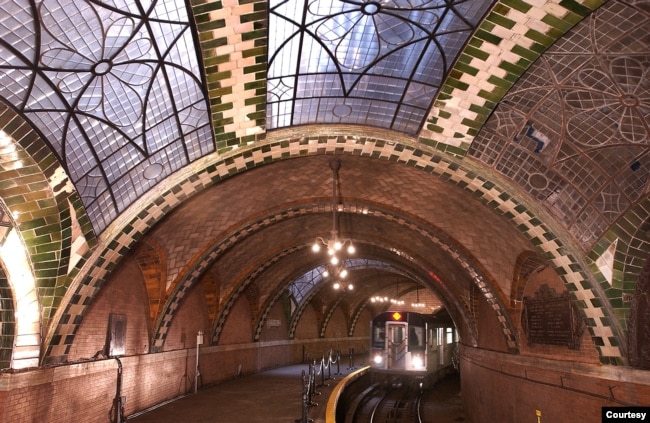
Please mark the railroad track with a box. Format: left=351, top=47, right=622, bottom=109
left=348, top=384, right=423, bottom=423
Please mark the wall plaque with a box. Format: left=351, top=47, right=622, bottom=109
left=105, top=313, right=127, bottom=357
left=522, top=284, right=584, bottom=350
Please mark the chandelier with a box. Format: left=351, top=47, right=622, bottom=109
left=370, top=295, right=404, bottom=306
left=312, top=158, right=355, bottom=290
left=411, top=287, right=426, bottom=308
left=370, top=279, right=405, bottom=306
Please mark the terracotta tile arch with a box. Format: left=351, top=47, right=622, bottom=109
left=45, top=137, right=622, bottom=363
left=158, top=203, right=497, bottom=353
left=0, top=104, right=96, bottom=366
left=511, top=251, right=549, bottom=309
left=627, top=255, right=650, bottom=368
left=132, top=238, right=168, bottom=330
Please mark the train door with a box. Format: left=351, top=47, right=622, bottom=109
left=386, top=322, right=407, bottom=369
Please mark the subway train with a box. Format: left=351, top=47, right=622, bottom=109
left=369, top=309, right=458, bottom=388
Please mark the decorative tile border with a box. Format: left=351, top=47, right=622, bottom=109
left=191, top=0, right=268, bottom=151
left=0, top=104, right=96, bottom=364
left=187, top=220, right=491, bottom=350
left=418, top=0, right=604, bottom=154
left=0, top=0, right=625, bottom=365
left=44, top=136, right=623, bottom=363
left=587, top=199, right=650, bottom=337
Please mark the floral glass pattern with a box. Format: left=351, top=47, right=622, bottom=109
left=267, top=0, right=494, bottom=135
left=0, top=0, right=213, bottom=234
left=467, top=1, right=650, bottom=250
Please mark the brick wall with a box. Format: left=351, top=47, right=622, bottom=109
left=460, top=346, right=650, bottom=423
left=67, top=257, right=151, bottom=361
left=0, top=337, right=368, bottom=422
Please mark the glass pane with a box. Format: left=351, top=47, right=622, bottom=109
left=267, top=0, right=495, bottom=135
left=0, top=0, right=214, bottom=234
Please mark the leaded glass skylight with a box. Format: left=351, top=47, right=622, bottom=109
left=267, top=0, right=494, bottom=135
left=288, top=258, right=390, bottom=304
left=0, top=0, right=213, bottom=234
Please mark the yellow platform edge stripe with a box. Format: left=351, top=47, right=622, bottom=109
left=325, top=366, right=371, bottom=423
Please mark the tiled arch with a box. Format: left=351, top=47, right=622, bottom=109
left=511, top=251, right=549, bottom=308
left=210, top=244, right=302, bottom=346
left=319, top=297, right=348, bottom=339
left=0, top=265, right=14, bottom=369
left=0, top=104, right=96, bottom=367
left=156, top=203, right=505, bottom=352
left=0, top=106, right=72, bottom=323
left=45, top=136, right=622, bottom=363
left=132, top=238, right=168, bottom=329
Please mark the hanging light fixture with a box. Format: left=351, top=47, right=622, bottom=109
left=411, top=287, right=426, bottom=308
left=312, top=158, right=355, bottom=290
left=391, top=282, right=405, bottom=306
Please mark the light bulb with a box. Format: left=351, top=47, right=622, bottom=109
left=347, top=245, right=355, bottom=254
left=312, top=243, right=320, bottom=252
left=333, top=282, right=340, bottom=290
left=340, top=269, right=348, bottom=278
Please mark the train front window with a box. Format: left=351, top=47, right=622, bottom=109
left=408, top=326, right=425, bottom=351
left=391, top=326, right=404, bottom=344
left=372, top=324, right=386, bottom=349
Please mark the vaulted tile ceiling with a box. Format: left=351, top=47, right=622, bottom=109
left=0, top=0, right=647, bottom=366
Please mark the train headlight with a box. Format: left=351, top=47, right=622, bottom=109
left=373, top=354, right=383, bottom=365
left=411, top=355, right=424, bottom=369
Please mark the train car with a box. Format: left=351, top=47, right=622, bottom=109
left=369, top=310, right=457, bottom=388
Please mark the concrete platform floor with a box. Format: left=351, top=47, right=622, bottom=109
left=127, top=364, right=351, bottom=423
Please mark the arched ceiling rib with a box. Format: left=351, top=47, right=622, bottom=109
left=0, top=0, right=645, bottom=368
left=35, top=136, right=636, bottom=364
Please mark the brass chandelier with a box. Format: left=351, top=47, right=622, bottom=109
left=312, top=158, right=355, bottom=290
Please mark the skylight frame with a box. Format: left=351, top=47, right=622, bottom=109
left=267, top=0, right=494, bottom=135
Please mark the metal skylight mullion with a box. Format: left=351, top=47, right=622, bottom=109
left=447, top=0, right=486, bottom=31
left=50, top=3, right=148, bottom=213
left=0, top=2, right=41, bottom=112
left=389, top=7, right=454, bottom=131
left=298, top=3, right=437, bottom=110
left=159, top=0, right=216, bottom=156
left=45, top=4, right=151, bottom=162
left=300, top=7, right=370, bottom=98
left=20, top=77, right=122, bottom=209
left=1, top=5, right=120, bottom=217
left=87, top=0, right=143, bottom=18
left=406, top=1, right=487, bottom=132
left=289, top=0, right=327, bottom=127
left=267, top=1, right=355, bottom=119
left=266, top=1, right=308, bottom=126
left=135, top=1, right=192, bottom=162
left=267, top=0, right=305, bottom=70
left=329, top=4, right=443, bottom=97
left=337, top=36, right=431, bottom=98
left=267, top=0, right=494, bottom=133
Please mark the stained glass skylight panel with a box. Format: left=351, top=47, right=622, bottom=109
left=268, top=0, right=495, bottom=135
left=0, top=0, right=213, bottom=234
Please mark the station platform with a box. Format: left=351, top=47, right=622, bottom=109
left=128, top=363, right=353, bottom=423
